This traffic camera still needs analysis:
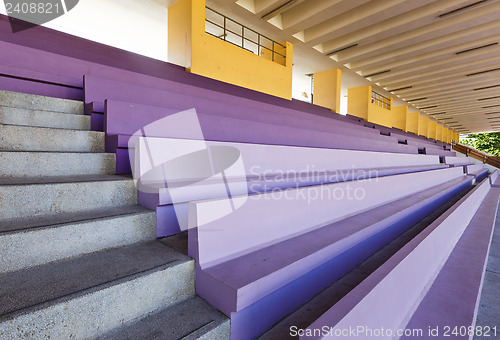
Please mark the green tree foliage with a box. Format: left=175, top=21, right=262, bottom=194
left=461, top=132, right=500, bottom=156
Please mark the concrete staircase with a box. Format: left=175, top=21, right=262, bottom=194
left=0, top=90, right=230, bottom=339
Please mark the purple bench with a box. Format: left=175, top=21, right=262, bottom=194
left=401, top=184, right=500, bottom=340
left=187, top=167, right=470, bottom=338
left=345, top=115, right=449, bottom=150
left=445, top=156, right=475, bottom=168
left=466, top=163, right=489, bottom=182
left=425, top=147, right=456, bottom=157
left=102, top=99, right=420, bottom=175
left=303, top=174, right=495, bottom=340
left=91, top=77, right=392, bottom=143
left=131, top=134, right=446, bottom=236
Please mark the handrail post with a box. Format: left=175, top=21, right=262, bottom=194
left=258, top=35, right=260, bottom=56
left=223, top=16, right=226, bottom=41
left=272, top=41, right=275, bottom=62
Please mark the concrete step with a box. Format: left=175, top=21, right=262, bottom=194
left=97, top=296, right=230, bottom=340
left=0, top=241, right=194, bottom=340
left=0, top=175, right=137, bottom=219
left=0, top=124, right=104, bottom=152
left=0, top=151, right=116, bottom=177
left=0, top=106, right=90, bottom=130
left=0, top=89, right=83, bottom=114
left=0, top=205, right=156, bottom=274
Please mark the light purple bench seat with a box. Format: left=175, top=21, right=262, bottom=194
left=445, top=156, right=475, bottom=167
left=141, top=164, right=449, bottom=208
left=189, top=171, right=472, bottom=339
left=303, top=175, right=493, bottom=340
left=424, top=147, right=456, bottom=157
left=143, top=164, right=449, bottom=236
left=131, top=136, right=442, bottom=236
left=489, top=170, right=499, bottom=187
left=401, top=185, right=500, bottom=339
left=466, top=164, right=489, bottom=182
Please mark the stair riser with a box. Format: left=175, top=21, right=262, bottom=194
left=0, top=106, right=90, bottom=130
left=0, top=212, right=156, bottom=274
left=0, top=180, right=137, bottom=219
left=0, top=90, right=83, bottom=114
left=0, top=152, right=116, bottom=177
left=0, top=125, right=104, bottom=152
left=0, top=262, right=195, bottom=340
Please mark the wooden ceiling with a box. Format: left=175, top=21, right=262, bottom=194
left=207, top=0, right=500, bottom=134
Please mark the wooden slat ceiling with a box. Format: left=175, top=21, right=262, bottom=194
left=207, top=0, right=500, bottom=134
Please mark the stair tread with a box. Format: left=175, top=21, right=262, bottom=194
left=0, top=174, right=132, bottom=186
left=98, top=296, right=229, bottom=340
left=0, top=105, right=85, bottom=116
left=0, top=204, right=153, bottom=233
left=0, top=106, right=89, bottom=130
left=0, top=241, right=191, bottom=318
left=0, top=90, right=83, bottom=114
left=0, top=123, right=101, bottom=134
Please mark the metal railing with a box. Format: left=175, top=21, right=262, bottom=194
left=371, top=91, right=391, bottom=110
left=205, top=7, right=286, bottom=64
left=451, top=141, right=500, bottom=169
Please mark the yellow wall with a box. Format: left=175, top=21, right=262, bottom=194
left=406, top=111, right=419, bottom=134
left=348, top=86, right=371, bottom=120
left=428, top=121, right=437, bottom=140
left=418, top=116, right=429, bottom=137
left=168, top=0, right=293, bottom=100
left=392, top=106, right=407, bottom=131
left=442, top=128, right=449, bottom=144
left=313, top=69, right=342, bottom=113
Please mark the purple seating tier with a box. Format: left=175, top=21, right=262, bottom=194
left=304, top=175, right=495, bottom=339
left=131, top=136, right=445, bottom=236
left=188, top=167, right=470, bottom=338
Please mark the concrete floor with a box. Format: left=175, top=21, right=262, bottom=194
left=474, top=204, right=500, bottom=340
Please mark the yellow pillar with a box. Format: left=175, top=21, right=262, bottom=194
left=348, top=86, right=371, bottom=120
left=392, top=106, right=407, bottom=131
left=313, top=69, right=342, bottom=113
left=428, top=121, right=437, bottom=140
left=406, top=111, right=419, bottom=134
left=436, top=124, right=443, bottom=142
left=442, top=128, right=449, bottom=144
left=418, top=116, right=429, bottom=137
